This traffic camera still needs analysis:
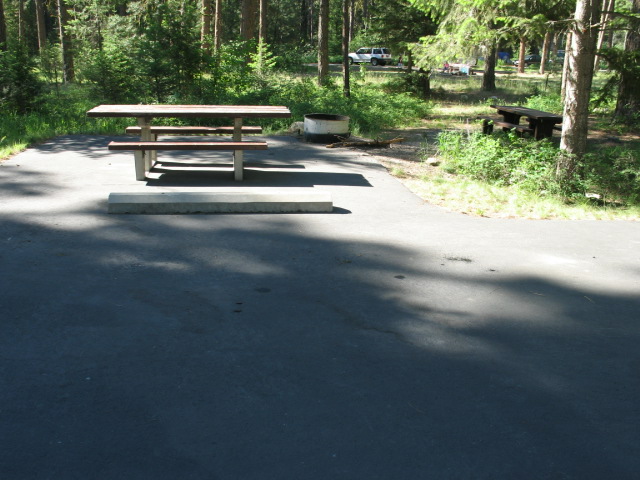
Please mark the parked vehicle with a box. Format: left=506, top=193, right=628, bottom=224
left=348, top=48, right=392, bottom=66
left=513, top=54, right=542, bottom=67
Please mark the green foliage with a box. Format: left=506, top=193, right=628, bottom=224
left=524, top=92, right=563, bottom=114
left=582, top=147, right=640, bottom=204
left=274, top=44, right=316, bottom=72
left=438, top=130, right=577, bottom=197
left=248, top=42, right=279, bottom=76
left=0, top=84, right=129, bottom=158
left=383, top=71, right=432, bottom=98
left=136, top=0, right=203, bottom=102
left=81, top=46, right=141, bottom=103
left=256, top=76, right=432, bottom=135
left=0, top=46, right=42, bottom=114
left=437, top=129, right=640, bottom=206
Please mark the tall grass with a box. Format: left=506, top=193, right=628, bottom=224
left=0, top=85, right=131, bottom=158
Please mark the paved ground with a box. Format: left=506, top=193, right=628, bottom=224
left=1, top=135, right=639, bottom=479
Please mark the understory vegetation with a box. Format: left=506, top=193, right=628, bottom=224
left=436, top=129, right=639, bottom=215
left=1, top=48, right=639, bottom=219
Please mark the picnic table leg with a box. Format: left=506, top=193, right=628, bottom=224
left=534, top=120, right=555, bottom=140
left=137, top=116, right=153, bottom=180
left=233, top=117, right=244, bottom=181
left=136, top=117, right=158, bottom=180
left=133, top=151, right=146, bottom=181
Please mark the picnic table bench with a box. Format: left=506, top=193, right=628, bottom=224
left=479, top=105, right=563, bottom=140
left=87, top=104, right=291, bottom=181
left=124, top=125, right=263, bottom=138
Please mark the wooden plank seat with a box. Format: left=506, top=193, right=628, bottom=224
left=477, top=116, right=534, bottom=135
left=124, top=125, right=263, bottom=136
left=108, top=141, right=267, bottom=151
left=108, top=141, right=268, bottom=180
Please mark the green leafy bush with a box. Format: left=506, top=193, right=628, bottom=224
left=0, top=46, right=42, bottom=114
left=82, top=47, right=141, bottom=103
left=437, top=130, right=640, bottom=206
left=437, top=130, right=576, bottom=197
left=582, top=147, right=640, bottom=203
left=525, top=93, right=563, bottom=114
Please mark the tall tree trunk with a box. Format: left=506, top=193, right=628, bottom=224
left=614, top=0, right=640, bottom=122
left=300, top=0, right=313, bottom=42
left=17, top=0, right=25, bottom=42
left=560, top=32, right=572, bottom=102
left=482, top=42, right=497, bottom=91
left=213, top=0, right=222, bottom=51
left=517, top=38, right=526, bottom=73
left=342, top=0, right=350, bottom=98
left=552, top=32, right=560, bottom=58
left=559, top=0, right=602, bottom=165
left=539, top=30, right=552, bottom=75
left=241, top=0, right=258, bottom=40
left=201, top=0, right=212, bottom=53
left=349, top=0, right=356, bottom=43
left=35, top=0, right=47, bottom=53
left=0, top=0, right=7, bottom=50
left=594, top=0, right=615, bottom=70
left=56, top=0, right=74, bottom=82
left=317, top=0, right=329, bottom=85
left=259, top=0, right=267, bottom=43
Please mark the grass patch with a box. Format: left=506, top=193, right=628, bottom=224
left=0, top=84, right=131, bottom=159
left=403, top=169, right=640, bottom=220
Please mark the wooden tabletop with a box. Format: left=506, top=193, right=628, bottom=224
left=490, top=105, right=562, bottom=121
left=87, top=104, right=291, bottom=119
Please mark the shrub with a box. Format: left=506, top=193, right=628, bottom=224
left=582, top=147, right=640, bottom=203
left=81, top=47, right=141, bottom=103
left=437, top=130, right=574, bottom=197
left=437, top=129, right=640, bottom=206
left=0, top=46, right=42, bottom=114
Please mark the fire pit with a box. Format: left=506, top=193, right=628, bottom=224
left=303, top=114, right=350, bottom=143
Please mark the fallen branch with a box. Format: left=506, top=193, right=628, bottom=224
left=326, top=137, right=406, bottom=148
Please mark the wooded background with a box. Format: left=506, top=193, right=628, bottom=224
left=0, top=0, right=638, bottom=161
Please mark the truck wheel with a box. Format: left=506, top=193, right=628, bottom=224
left=371, top=58, right=378, bottom=66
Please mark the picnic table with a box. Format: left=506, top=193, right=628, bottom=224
left=87, top=104, right=291, bottom=181
left=487, top=105, right=562, bottom=140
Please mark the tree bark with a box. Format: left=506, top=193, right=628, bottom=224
left=259, top=0, right=267, bottom=43
left=57, top=0, right=75, bottom=82
left=560, top=32, right=572, bottom=101
left=482, top=42, right=497, bottom=91
left=300, top=0, right=313, bottom=42
left=539, top=30, right=552, bottom=75
left=517, top=38, right=526, bottom=73
left=594, top=0, right=615, bottom=70
left=201, top=0, right=212, bottom=53
left=318, top=0, right=329, bottom=85
left=35, top=0, right=47, bottom=53
left=17, top=0, right=25, bottom=42
left=342, top=0, right=350, bottom=98
left=213, top=0, right=222, bottom=51
left=559, top=0, right=602, bottom=163
left=614, top=0, right=640, bottom=122
left=241, top=0, right=259, bottom=40
left=0, top=0, right=6, bottom=50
